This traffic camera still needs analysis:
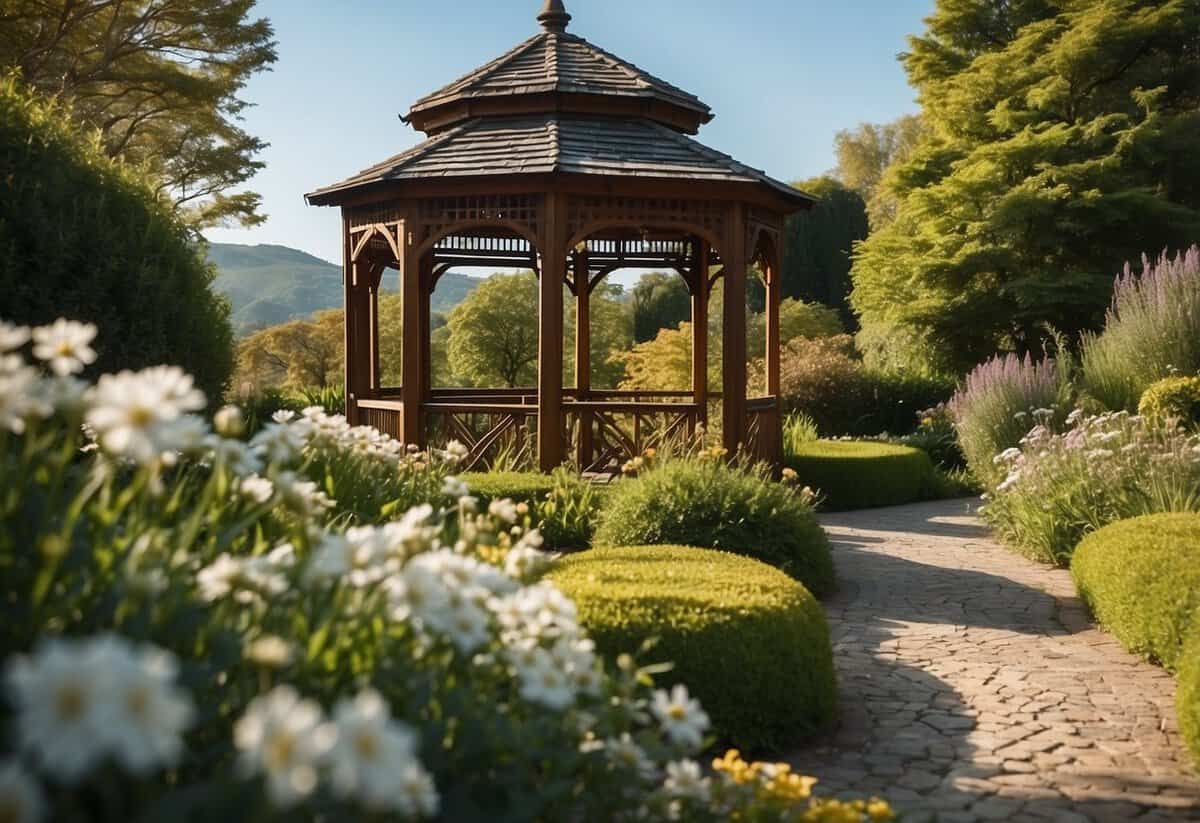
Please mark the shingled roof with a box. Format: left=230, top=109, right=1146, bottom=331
left=405, top=31, right=712, bottom=132
left=306, top=115, right=810, bottom=205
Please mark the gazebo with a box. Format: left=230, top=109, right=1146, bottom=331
left=306, top=0, right=813, bottom=472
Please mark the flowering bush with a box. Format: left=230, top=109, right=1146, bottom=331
left=981, top=410, right=1200, bottom=564
left=1138, top=375, right=1200, bottom=428
left=949, top=352, right=1073, bottom=487
left=0, top=317, right=891, bottom=822
left=1081, top=246, right=1200, bottom=412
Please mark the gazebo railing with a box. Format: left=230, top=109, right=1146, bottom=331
left=744, top=395, right=782, bottom=466
left=423, top=401, right=538, bottom=472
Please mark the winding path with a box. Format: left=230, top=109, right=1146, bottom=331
left=788, top=499, right=1200, bottom=823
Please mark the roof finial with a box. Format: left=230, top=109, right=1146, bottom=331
left=538, top=0, right=571, bottom=32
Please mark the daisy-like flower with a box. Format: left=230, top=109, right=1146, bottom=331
left=0, top=362, right=45, bottom=435
left=85, top=367, right=205, bottom=464
left=504, top=543, right=550, bottom=581
left=488, top=499, right=519, bottom=524
left=206, top=435, right=263, bottom=476
left=396, top=762, right=440, bottom=818
left=514, top=647, right=577, bottom=710
left=663, top=759, right=710, bottom=801
left=0, top=761, right=44, bottom=823
left=273, top=471, right=334, bottom=517
left=31, top=319, right=97, bottom=376
left=329, top=689, right=422, bottom=811
left=5, top=638, right=112, bottom=780
left=441, top=475, right=470, bottom=499
left=651, top=685, right=710, bottom=750
left=252, top=422, right=309, bottom=465
left=234, top=686, right=336, bottom=808
left=245, top=636, right=295, bottom=669
left=213, top=405, right=245, bottom=438
left=604, top=733, right=657, bottom=780
left=0, top=321, right=31, bottom=353
left=238, top=474, right=275, bottom=505
left=91, top=637, right=194, bottom=775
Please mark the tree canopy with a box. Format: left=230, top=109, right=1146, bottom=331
left=0, top=0, right=277, bottom=228
left=631, top=272, right=691, bottom=343
left=851, top=0, right=1200, bottom=375
left=782, top=177, right=870, bottom=327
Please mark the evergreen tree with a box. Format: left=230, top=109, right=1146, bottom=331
left=852, top=0, right=1200, bottom=374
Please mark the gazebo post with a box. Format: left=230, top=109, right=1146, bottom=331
left=722, top=206, right=748, bottom=454
left=420, top=254, right=433, bottom=402
left=538, top=192, right=567, bottom=471
left=764, top=246, right=784, bottom=465
left=691, top=238, right=709, bottom=429
left=343, top=218, right=375, bottom=422
left=573, top=250, right=593, bottom=467
left=399, top=222, right=424, bottom=446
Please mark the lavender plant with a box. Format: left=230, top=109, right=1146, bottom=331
left=1081, top=246, right=1200, bottom=412
left=949, top=352, right=1073, bottom=487
left=982, top=410, right=1200, bottom=565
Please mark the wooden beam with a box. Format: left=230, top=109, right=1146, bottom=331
left=342, top=215, right=358, bottom=423
left=538, top=192, right=566, bottom=471
left=399, top=219, right=424, bottom=447
left=691, top=238, right=710, bottom=427
left=420, top=254, right=433, bottom=402
left=722, top=206, right=748, bottom=455
left=573, top=250, right=593, bottom=467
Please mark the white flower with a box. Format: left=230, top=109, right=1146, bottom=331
left=197, top=548, right=291, bottom=605
left=85, top=367, right=206, bottom=465
left=31, top=319, right=97, bottom=376
left=514, top=647, right=577, bottom=710
left=213, top=405, right=245, bottom=438
left=329, top=689, right=423, bottom=812
left=91, top=637, right=194, bottom=775
left=274, top=471, right=334, bottom=517
left=305, top=531, right=395, bottom=589
left=245, top=636, right=294, bottom=668
left=396, top=762, right=440, bottom=818
left=272, top=409, right=297, bottom=423
left=238, top=474, right=275, bottom=504
left=504, top=544, right=550, bottom=581
left=488, top=499, right=519, bottom=524
left=663, top=759, right=710, bottom=800
left=6, top=638, right=112, bottom=780
left=442, top=476, right=470, bottom=499
left=993, top=447, right=1022, bottom=465
left=0, top=363, right=46, bottom=434
left=0, top=761, right=43, bottom=823
left=443, top=439, right=469, bottom=465
left=33, top=375, right=88, bottom=416
left=604, top=733, right=657, bottom=780
left=651, top=685, right=709, bottom=750
left=0, top=322, right=31, bottom=353
left=251, top=422, right=309, bottom=466
left=234, top=686, right=336, bottom=808
left=206, top=435, right=263, bottom=476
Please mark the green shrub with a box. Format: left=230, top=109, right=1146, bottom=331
left=0, top=76, right=233, bottom=402
left=1071, top=514, right=1200, bottom=671
left=461, top=471, right=556, bottom=505
left=785, top=440, right=936, bottom=511
left=1081, top=247, right=1200, bottom=411
left=461, top=470, right=605, bottom=549
left=782, top=412, right=819, bottom=453
left=1139, top=376, right=1200, bottom=427
left=550, top=546, right=837, bottom=751
left=1178, top=629, right=1200, bottom=768
left=984, top=412, right=1200, bottom=565
left=593, top=458, right=834, bottom=596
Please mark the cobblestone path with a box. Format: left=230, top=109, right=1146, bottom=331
left=789, top=499, right=1200, bottom=823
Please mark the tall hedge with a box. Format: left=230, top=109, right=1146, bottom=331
left=0, top=77, right=233, bottom=401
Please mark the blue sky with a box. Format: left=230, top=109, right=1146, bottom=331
left=205, top=0, right=933, bottom=268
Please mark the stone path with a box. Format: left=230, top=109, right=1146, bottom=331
left=788, top=499, right=1200, bottom=823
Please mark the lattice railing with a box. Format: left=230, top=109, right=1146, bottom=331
left=424, top=402, right=537, bottom=472
left=566, top=401, right=701, bottom=473
left=743, top=396, right=782, bottom=467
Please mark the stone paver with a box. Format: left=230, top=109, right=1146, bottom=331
left=789, top=499, right=1200, bottom=822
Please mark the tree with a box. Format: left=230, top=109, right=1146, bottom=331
left=0, top=0, right=277, bottom=228
left=781, top=177, right=870, bottom=327
left=448, top=273, right=541, bottom=387
left=851, top=0, right=1200, bottom=376
left=235, top=310, right=342, bottom=392
left=833, top=115, right=926, bottom=228
left=0, top=75, right=234, bottom=401
left=567, top=281, right=634, bottom=389
left=630, top=272, right=690, bottom=342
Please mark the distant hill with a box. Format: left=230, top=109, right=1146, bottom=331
left=207, top=242, right=485, bottom=334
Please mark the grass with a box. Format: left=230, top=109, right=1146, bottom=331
left=785, top=440, right=936, bottom=511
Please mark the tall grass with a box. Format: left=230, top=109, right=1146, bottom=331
left=949, top=353, right=1073, bottom=487
left=782, top=412, right=820, bottom=454
left=1081, top=246, right=1200, bottom=411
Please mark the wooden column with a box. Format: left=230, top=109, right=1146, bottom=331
left=399, top=220, right=424, bottom=447
left=420, top=256, right=433, bottom=401
left=722, top=206, right=748, bottom=455
left=344, top=221, right=374, bottom=423
left=342, top=217, right=357, bottom=421
left=538, top=192, right=566, bottom=471
left=764, top=252, right=781, bottom=398
left=691, top=239, right=710, bottom=427
left=368, top=268, right=382, bottom=394
left=574, top=251, right=593, bottom=468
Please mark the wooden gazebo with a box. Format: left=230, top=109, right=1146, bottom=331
left=306, top=0, right=813, bottom=472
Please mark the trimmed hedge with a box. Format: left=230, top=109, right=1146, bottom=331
left=460, top=472, right=557, bottom=506
left=593, top=458, right=834, bottom=596
left=550, top=545, right=837, bottom=751
left=785, top=440, right=936, bottom=511
left=1179, top=629, right=1200, bottom=767
left=1071, top=514, right=1200, bottom=671
left=1139, top=376, right=1200, bottom=427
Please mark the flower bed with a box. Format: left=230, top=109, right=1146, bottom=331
left=550, top=546, right=837, bottom=751
left=785, top=440, right=937, bottom=511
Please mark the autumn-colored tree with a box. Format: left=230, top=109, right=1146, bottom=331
left=234, top=309, right=343, bottom=392
left=832, top=115, right=926, bottom=228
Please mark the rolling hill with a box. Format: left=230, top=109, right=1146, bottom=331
left=207, top=242, right=485, bottom=334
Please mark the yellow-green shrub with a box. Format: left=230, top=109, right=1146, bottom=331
left=785, top=440, right=936, bottom=510
left=550, top=546, right=837, bottom=751
left=1139, top=376, right=1200, bottom=427
left=1178, top=629, right=1200, bottom=767
left=1071, top=514, right=1200, bottom=671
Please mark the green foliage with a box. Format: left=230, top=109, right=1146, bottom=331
left=0, top=76, right=233, bottom=402
left=1139, top=376, right=1200, bottom=428
left=460, top=471, right=557, bottom=506
left=852, top=0, right=1200, bottom=374
left=1179, top=629, right=1200, bottom=768
left=459, top=470, right=605, bottom=549
left=949, top=352, right=1073, bottom=487
left=1081, top=247, right=1200, bottom=411
left=781, top=177, right=869, bottom=327
left=632, top=272, right=691, bottom=343
left=832, top=116, right=926, bottom=229
left=782, top=414, right=820, bottom=453
left=593, top=457, right=835, bottom=596
left=784, top=441, right=936, bottom=511
left=982, top=412, right=1200, bottom=565
left=895, top=402, right=965, bottom=471
left=1071, top=514, right=1200, bottom=672
left=0, top=1, right=277, bottom=228
left=550, top=546, right=837, bottom=751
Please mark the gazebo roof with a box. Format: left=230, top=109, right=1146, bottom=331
left=306, top=114, right=806, bottom=205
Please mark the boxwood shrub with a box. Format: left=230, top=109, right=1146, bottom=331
left=785, top=440, right=936, bottom=511
left=1138, top=375, right=1200, bottom=428
left=461, top=470, right=607, bottom=549
left=1179, top=629, right=1200, bottom=767
left=460, top=471, right=557, bottom=505
left=592, top=458, right=834, bottom=596
left=1071, top=513, right=1200, bottom=671
left=550, top=545, right=837, bottom=751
